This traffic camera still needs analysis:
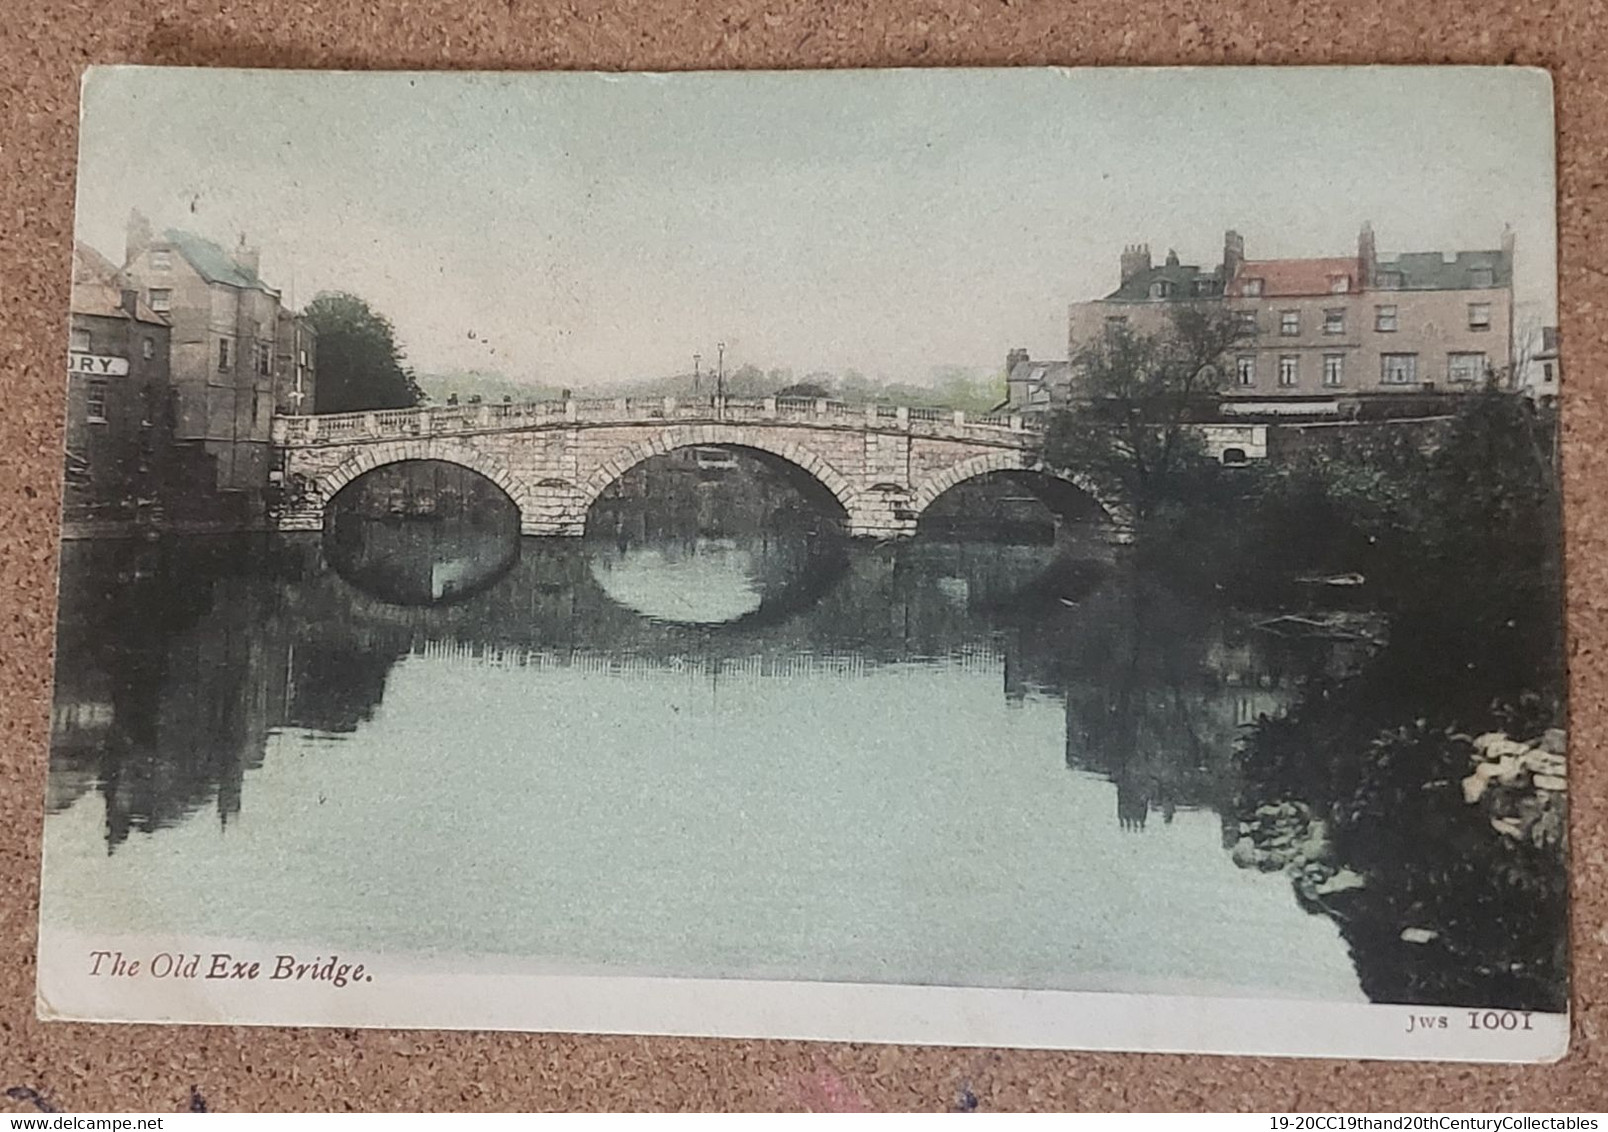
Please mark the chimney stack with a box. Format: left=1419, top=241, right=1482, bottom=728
left=1358, top=221, right=1377, bottom=289
left=1222, top=230, right=1245, bottom=280
left=1501, top=222, right=1516, bottom=269
left=1006, top=347, right=1030, bottom=374
left=119, top=289, right=139, bottom=317
left=125, top=209, right=153, bottom=268
left=1119, top=243, right=1152, bottom=287
left=234, top=234, right=261, bottom=278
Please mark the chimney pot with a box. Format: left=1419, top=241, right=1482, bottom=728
left=1222, top=229, right=1245, bottom=279
left=234, top=234, right=261, bottom=278
left=125, top=209, right=154, bottom=269
left=1119, top=243, right=1153, bottom=287
left=1357, top=221, right=1378, bottom=289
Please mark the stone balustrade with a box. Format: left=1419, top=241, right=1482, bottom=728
left=271, top=396, right=1032, bottom=448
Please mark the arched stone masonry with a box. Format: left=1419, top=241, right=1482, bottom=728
left=909, top=449, right=1133, bottom=536
left=274, top=405, right=1130, bottom=540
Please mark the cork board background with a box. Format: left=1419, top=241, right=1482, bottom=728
left=1, top=0, right=1604, bottom=1113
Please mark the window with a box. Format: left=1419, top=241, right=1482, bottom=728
left=1381, top=353, right=1418, bottom=385
left=69, top=327, right=90, bottom=352
left=1329, top=274, right=1351, bottom=294
left=298, top=349, right=309, bottom=366
left=1448, top=352, right=1488, bottom=383
left=1323, top=354, right=1345, bottom=387
left=1280, top=310, right=1300, bottom=336
left=1470, top=267, right=1494, bottom=288
left=1468, top=302, right=1492, bottom=330
left=1235, top=355, right=1256, bottom=386
left=142, top=337, right=155, bottom=360
left=1543, top=362, right=1556, bottom=383
left=86, top=382, right=108, bottom=423
left=256, top=340, right=273, bottom=376
left=1221, top=447, right=1249, bottom=467
left=148, top=288, right=172, bottom=313
left=1375, top=304, right=1398, bottom=332
left=1323, top=308, right=1345, bottom=335
left=217, top=337, right=231, bottom=372
left=1378, top=271, right=1403, bottom=290
left=1148, top=281, right=1172, bottom=299
left=150, top=249, right=172, bottom=271
left=1236, top=310, right=1258, bottom=335
left=1241, top=278, right=1264, bottom=297
left=1278, top=356, right=1299, bottom=387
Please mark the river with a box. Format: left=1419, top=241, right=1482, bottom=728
left=40, top=458, right=1370, bottom=1002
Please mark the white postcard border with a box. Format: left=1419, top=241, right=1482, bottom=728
left=36, top=930, right=1567, bottom=1063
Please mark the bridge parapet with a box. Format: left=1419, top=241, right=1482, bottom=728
left=273, top=396, right=1036, bottom=448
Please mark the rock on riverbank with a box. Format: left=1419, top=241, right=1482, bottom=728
left=1229, top=801, right=1366, bottom=907
left=1460, top=729, right=1567, bottom=850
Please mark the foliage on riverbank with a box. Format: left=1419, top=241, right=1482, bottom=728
left=1207, top=390, right=1568, bottom=1011
left=1041, top=350, right=1567, bottom=1008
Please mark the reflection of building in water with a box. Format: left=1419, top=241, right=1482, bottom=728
left=1204, top=636, right=1304, bottom=731
left=48, top=540, right=294, bottom=848
left=432, top=557, right=478, bottom=601
left=1053, top=584, right=1354, bottom=832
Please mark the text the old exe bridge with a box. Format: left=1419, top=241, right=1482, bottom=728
left=270, top=396, right=1134, bottom=539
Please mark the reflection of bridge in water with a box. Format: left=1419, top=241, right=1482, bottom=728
left=47, top=531, right=1368, bottom=854
left=408, top=637, right=1012, bottom=683
left=271, top=397, right=1132, bottom=539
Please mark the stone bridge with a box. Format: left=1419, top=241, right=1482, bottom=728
left=271, top=395, right=1130, bottom=539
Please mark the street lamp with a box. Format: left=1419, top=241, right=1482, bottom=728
left=717, top=341, right=726, bottom=411
left=693, top=353, right=701, bottom=396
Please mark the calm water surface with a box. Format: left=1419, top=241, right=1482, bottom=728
left=42, top=471, right=1367, bottom=1000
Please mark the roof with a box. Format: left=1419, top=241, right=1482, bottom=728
left=73, top=242, right=123, bottom=285
left=70, top=242, right=170, bottom=325
left=1229, top=257, right=1360, bottom=298
left=160, top=229, right=278, bottom=294
left=1375, top=249, right=1511, bottom=291
left=1007, top=358, right=1076, bottom=386
left=1105, top=263, right=1222, bottom=302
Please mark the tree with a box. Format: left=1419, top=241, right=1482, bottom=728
left=1040, top=303, right=1249, bottom=522
left=304, top=292, right=424, bottom=414
left=775, top=381, right=832, bottom=400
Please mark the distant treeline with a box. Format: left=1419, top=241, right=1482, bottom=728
left=413, top=365, right=1006, bottom=414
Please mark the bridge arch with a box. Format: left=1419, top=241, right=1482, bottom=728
left=910, top=450, right=1131, bottom=532
left=575, top=424, right=860, bottom=533
left=314, top=438, right=530, bottom=517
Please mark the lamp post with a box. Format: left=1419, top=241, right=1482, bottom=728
left=693, top=353, right=701, bottom=396
left=716, top=341, right=726, bottom=418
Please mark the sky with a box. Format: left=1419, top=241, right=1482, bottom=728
left=75, top=66, right=1557, bottom=389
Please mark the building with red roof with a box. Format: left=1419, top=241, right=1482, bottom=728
left=1042, top=224, right=1518, bottom=426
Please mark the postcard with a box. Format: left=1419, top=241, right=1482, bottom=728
left=37, top=65, right=1566, bottom=1061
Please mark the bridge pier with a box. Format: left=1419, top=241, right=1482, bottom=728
left=520, top=515, right=586, bottom=537
left=845, top=491, right=920, bottom=539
